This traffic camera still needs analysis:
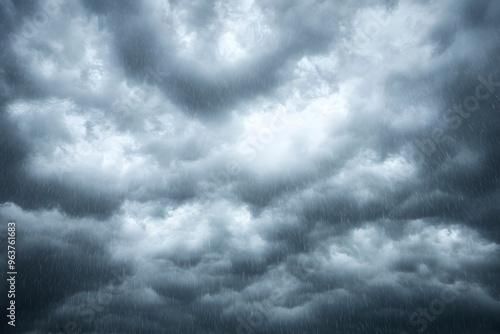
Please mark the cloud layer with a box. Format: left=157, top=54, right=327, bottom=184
left=0, top=0, right=499, bottom=333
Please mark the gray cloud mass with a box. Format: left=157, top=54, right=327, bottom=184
left=0, top=0, right=499, bottom=333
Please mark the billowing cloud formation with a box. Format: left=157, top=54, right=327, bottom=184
left=0, top=0, right=499, bottom=333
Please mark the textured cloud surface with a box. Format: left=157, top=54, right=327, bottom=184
left=0, top=0, right=499, bottom=333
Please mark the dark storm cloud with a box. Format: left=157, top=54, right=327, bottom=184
left=0, top=1, right=52, bottom=102
left=381, top=26, right=500, bottom=239
left=0, top=205, right=132, bottom=333
left=0, top=110, right=124, bottom=218
left=224, top=0, right=500, bottom=238
left=0, top=0, right=125, bottom=218
left=80, top=0, right=398, bottom=117
left=0, top=0, right=500, bottom=333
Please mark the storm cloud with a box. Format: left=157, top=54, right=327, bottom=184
left=0, top=0, right=499, bottom=333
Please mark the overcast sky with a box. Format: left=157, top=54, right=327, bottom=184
left=0, top=0, right=499, bottom=333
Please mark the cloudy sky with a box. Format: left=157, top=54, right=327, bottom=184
left=0, top=0, right=499, bottom=333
